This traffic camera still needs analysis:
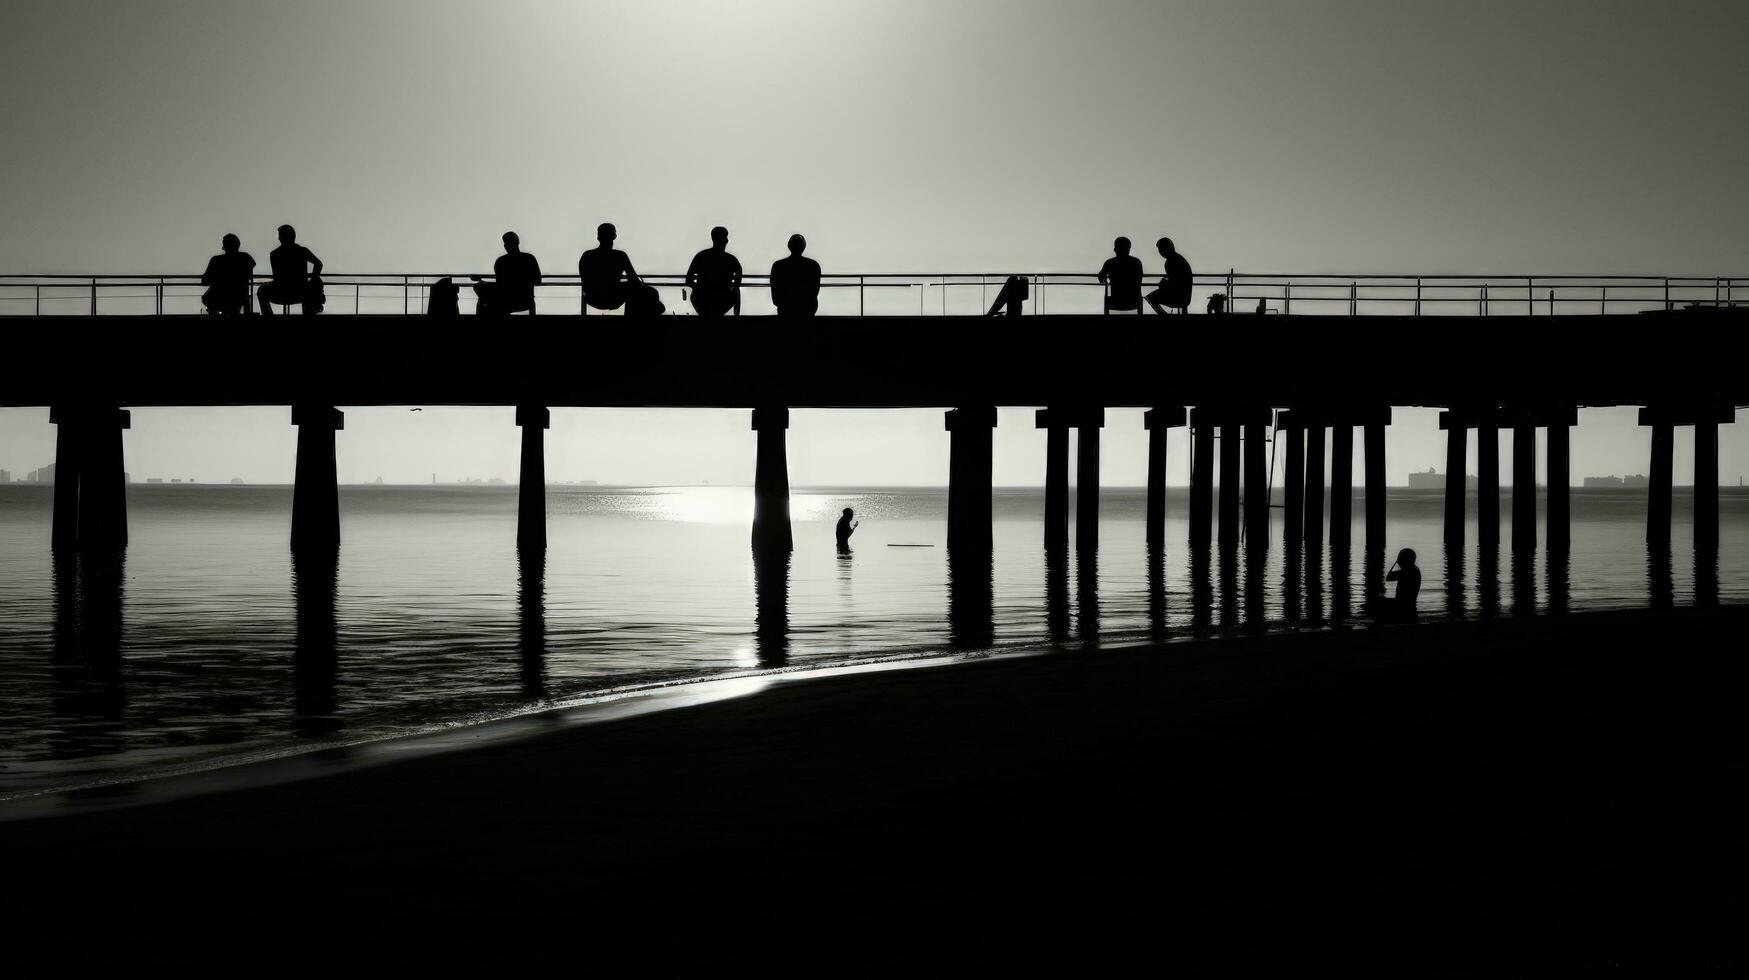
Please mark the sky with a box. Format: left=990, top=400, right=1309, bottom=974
left=1, top=0, right=1746, bottom=486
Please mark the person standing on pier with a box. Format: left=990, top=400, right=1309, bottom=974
left=1098, top=237, right=1144, bottom=314
left=685, top=226, right=743, bottom=317
left=256, top=225, right=324, bottom=316
left=770, top=234, right=821, bottom=316
left=580, top=223, right=666, bottom=315
left=200, top=233, right=256, bottom=315
left=472, top=231, right=542, bottom=315
left=1145, top=237, right=1193, bottom=315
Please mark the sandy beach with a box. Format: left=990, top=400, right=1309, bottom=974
left=5, top=606, right=1746, bottom=973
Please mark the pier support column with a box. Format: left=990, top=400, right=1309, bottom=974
left=72, top=406, right=131, bottom=552
left=1037, top=409, right=1070, bottom=549
left=1364, top=418, right=1387, bottom=557
left=1695, top=420, right=1719, bottom=552
left=1280, top=414, right=1305, bottom=550
left=1144, top=407, right=1186, bottom=550
left=946, top=407, right=997, bottom=552
left=1244, top=419, right=1269, bottom=549
left=1218, top=422, right=1240, bottom=549
left=1545, top=409, right=1577, bottom=552
left=751, top=407, right=792, bottom=555
left=1329, top=425, right=1353, bottom=553
left=1477, top=415, right=1500, bottom=549
left=1188, top=410, right=1214, bottom=550
left=1076, top=409, right=1104, bottom=552
left=1442, top=420, right=1468, bottom=548
left=1304, top=424, right=1325, bottom=553
left=1512, top=419, right=1537, bottom=550
left=49, top=406, right=86, bottom=551
left=516, top=405, right=549, bottom=551
left=1646, top=418, right=1674, bottom=547
left=292, top=405, right=343, bottom=552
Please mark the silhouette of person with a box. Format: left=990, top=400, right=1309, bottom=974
left=1146, top=237, right=1193, bottom=315
left=985, top=275, right=1029, bottom=316
left=1098, top=237, right=1144, bottom=314
left=1368, top=548, right=1422, bottom=621
left=685, top=226, right=743, bottom=317
left=427, top=277, right=460, bottom=316
left=836, top=507, right=859, bottom=552
left=200, top=233, right=257, bottom=315
left=770, top=234, right=822, bottom=317
left=579, top=223, right=665, bottom=315
left=257, top=225, right=324, bottom=316
left=472, top=231, right=542, bottom=314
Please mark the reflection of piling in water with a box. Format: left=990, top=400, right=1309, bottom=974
left=1216, top=544, right=1240, bottom=630
left=1189, top=544, right=1213, bottom=634
left=1477, top=544, right=1501, bottom=618
left=517, top=548, right=547, bottom=698
left=292, top=548, right=340, bottom=735
left=1044, top=546, right=1070, bottom=643
left=516, top=405, right=549, bottom=552
left=49, top=550, right=127, bottom=755
left=1302, top=544, right=1324, bottom=624
left=751, top=550, right=790, bottom=668
left=1695, top=547, right=1719, bottom=607
left=1242, top=546, right=1267, bottom=631
left=1330, top=546, right=1352, bottom=624
left=1647, top=544, right=1674, bottom=610
left=1146, top=544, right=1168, bottom=640
left=1546, top=546, right=1570, bottom=614
left=1443, top=547, right=1466, bottom=619
left=1510, top=548, right=1537, bottom=616
left=1074, top=548, right=1099, bottom=641
left=946, top=548, right=995, bottom=649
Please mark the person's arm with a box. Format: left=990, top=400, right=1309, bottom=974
left=201, top=256, right=219, bottom=286
left=684, top=253, right=701, bottom=290
left=1387, top=568, right=1401, bottom=581
left=305, top=248, right=323, bottom=278
left=529, top=257, right=542, bottom=286
left=621, top=253, right=640, bottom=284
left=1097, top=260, right=1109, bottom=285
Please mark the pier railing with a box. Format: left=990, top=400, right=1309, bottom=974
left=1, top=272, right=1741, bottom=317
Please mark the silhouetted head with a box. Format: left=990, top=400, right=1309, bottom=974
left=841, top=508, right=854, bottom=519
left=788, top=234, right=807, bottom=256
left=1156, top=237, right=1175, bottom=257
left=1114, top=236, right=1131, bottom=255
left=502, top=231, right=520, bottom=252
left=221, top=233, right=240, bottom=253
left=597, top=223, right=616, bottom=245
left=711, top=226, right=729, bottom=248
left=1397, top=548, right=1418, bottom=567
left=278, top=224, right=296, bottom=244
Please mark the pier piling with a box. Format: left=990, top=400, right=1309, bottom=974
left=1329, top=425, right=1354, bottom=553
left=946, top=407, right=997, bottom=552
left=1695, top=420, right=1719, bottom=552
left=48, top=407, right=85, bottom=551
left=76, top=407, right=130, bottom=551
left=1646, top=418, right=1674, bottom=548
left=291, top=405, right=343, bottom=552
left=1076, top=409, right=1104, bottom=552
left=1442, top=419, right=1468, bottom=547
left=1363, top=419, right=1387, bottom=557
left=1545, top=408, right=1577, bottom=551
left=1037, top=409, right=1070, bottom=549
left=1280, top=413, right=1305, bottom=550
left=1244, top=419, right=1269, bottom=549
left=1511, top=418, right=1537, bottom=551
left=1477, top=415, right=1500, bottom=548
left=516, top=405, right=549, bottom=551
left=1640, top=405, right=1735, bottom=550
left=1304, top=423, right=1326, bottom=553
left=1144, top=407, right=1185, bottom=549
left=1188, top=411, right=1215, bottom=550
left=1218, top=422, right=1241, bottom=549
left=751, top=407, right=792, bottom=555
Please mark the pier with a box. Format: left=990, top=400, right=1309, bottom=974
left=7, top=308, right=1743, bottom=559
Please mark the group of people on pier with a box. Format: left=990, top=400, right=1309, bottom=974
left=200, top=225, right=1192, bottom=317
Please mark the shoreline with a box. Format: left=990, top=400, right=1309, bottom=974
left=6, top=604, right=1746, bottom=970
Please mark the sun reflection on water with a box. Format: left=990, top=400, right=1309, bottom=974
left=617, top=486, right=841, bottom=525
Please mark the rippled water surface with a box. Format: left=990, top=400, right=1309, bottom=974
left=1, top=484, right=1743, bottom=794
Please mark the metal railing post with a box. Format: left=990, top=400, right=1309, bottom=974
left=1414, top=277, right=1421, bottom=316
left=1349, top=281, right=1357, bottom=316
left=403, top=276, right=410, bottom=315
left=1284, top=282, right=1292, bottom=316
left=1664, top=277, right=1671, bottom=312
left=1480, top=282, right=1488, bottom=317
left=90, top=278, right=97, bottom=316
left=859, top=276, right=865, bottom=317
left=1600, top=284, right=1607, bottom=315
left=35, top=284, right=41, bottom=317
left=1526, top=276, right=1533, bottom=316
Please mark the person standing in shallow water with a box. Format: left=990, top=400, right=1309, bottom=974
left=686, top=226, right=743, bottom=316
left=200, top=233, right=256, bottom=315
left=770, top=234, right=821, bottom=316
left=836, top=508, right=859, bottom=552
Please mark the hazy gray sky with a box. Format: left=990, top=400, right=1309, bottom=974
left=1, top=0, right=1745, bottom=484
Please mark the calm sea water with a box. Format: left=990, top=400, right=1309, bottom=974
left=0, top=484, right=1743, bottom=795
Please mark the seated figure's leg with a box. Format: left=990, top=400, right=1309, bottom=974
left=258, top=284, right=277, bottom=316
left=202, top=286, right=222, bottom=314
left=1146, top=288, right=1167, bottom=315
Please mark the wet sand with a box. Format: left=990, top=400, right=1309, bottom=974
left=6, top=607, right=1746, bottom=973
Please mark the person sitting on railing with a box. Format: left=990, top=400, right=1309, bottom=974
left=200, top=233, right=256, bottom=316
left=985, top=275, right=1029, bottom=317
left=579, top=223, right=665, bottom=315
left=1145, top=236, right=1193, bottom=315
left=770, top=234, right=821, bottom=317
left=685, top=226, right=742, bottom=317
left=1098, top=237, right=1144, bottom=314
left=257, top=225, right=324, bottom=316
left=471, top=231, right=542, bottom=315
